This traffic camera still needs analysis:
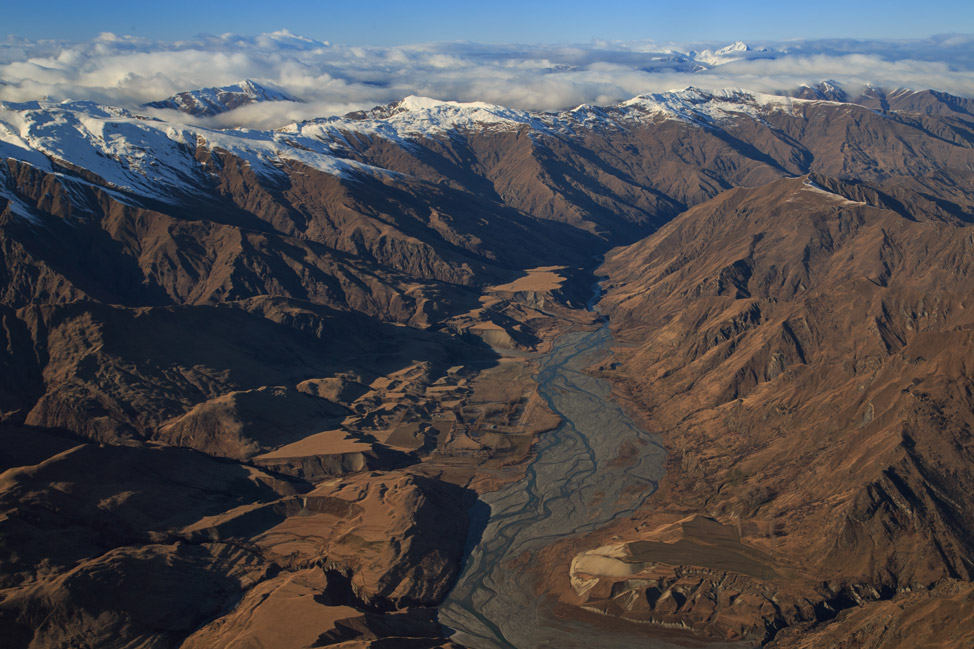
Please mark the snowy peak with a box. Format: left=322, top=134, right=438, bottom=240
left=386, top=95, right=537, bottom=128
left=323, top=95, right=544, bottom=142
left=717, top=41, right=751, bottom=55
left=143, top=80, right=298, bottom=117
left=617, top=87, right=801, bottom=124
left=347, top=95, right=533, bottom=124
left=690, top=41, right=770, bottom=67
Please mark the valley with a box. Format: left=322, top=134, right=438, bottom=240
left=440, top=286, right=676, bottom=649
left=2, top=85, right=974, bottom=648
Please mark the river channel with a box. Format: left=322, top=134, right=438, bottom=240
left=439, top=288, right=696, bottom=648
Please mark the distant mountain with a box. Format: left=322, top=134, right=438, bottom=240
left=688, top=40, right=773, bottom=67
left=142, top=79, right=297, bottom=117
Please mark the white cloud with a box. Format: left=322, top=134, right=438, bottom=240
left=1, top=32, right=973, bottom=128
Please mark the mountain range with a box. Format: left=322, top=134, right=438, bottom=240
left=2, top=82, right=974, bottom=648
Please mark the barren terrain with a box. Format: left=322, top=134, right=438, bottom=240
left=2, top=86, right=974, bottom=647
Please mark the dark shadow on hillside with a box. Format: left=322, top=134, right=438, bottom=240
left=21, top=296, right=504, bottom=450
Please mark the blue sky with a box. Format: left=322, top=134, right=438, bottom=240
left=5, top=0, right=974, bottom=44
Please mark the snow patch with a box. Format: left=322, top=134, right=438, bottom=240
left=618, top=87, right=804, bottom=125
left=690, top=41, right=770, bottom=67
left=800, top=177, right=867, bottom=205
left=291, top=95, right=552, bottom=149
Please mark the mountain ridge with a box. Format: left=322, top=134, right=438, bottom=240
left=566, top=173, right=974, bottom=643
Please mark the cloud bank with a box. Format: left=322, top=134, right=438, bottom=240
left=2, top=30, right=974, bottom=129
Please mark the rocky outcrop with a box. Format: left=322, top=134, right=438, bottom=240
left=569, top=516, right=818, bottom=642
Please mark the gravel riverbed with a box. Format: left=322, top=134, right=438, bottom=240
left=439, top=314, right=682, bottom=648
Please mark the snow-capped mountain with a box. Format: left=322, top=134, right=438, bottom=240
left=143, top=80, right=298, bottom=117
left=4, top=85, right=974, bottom=219
left=687, top=41, right=773, bottom=67
left=0, top=87, right=834, bottom=219
left=0, top=89, right=805, bottom=203
left=0, top=98, right=362, bottom=204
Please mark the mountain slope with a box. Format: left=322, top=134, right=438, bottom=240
left=581, top=174, right=974, bottom=643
